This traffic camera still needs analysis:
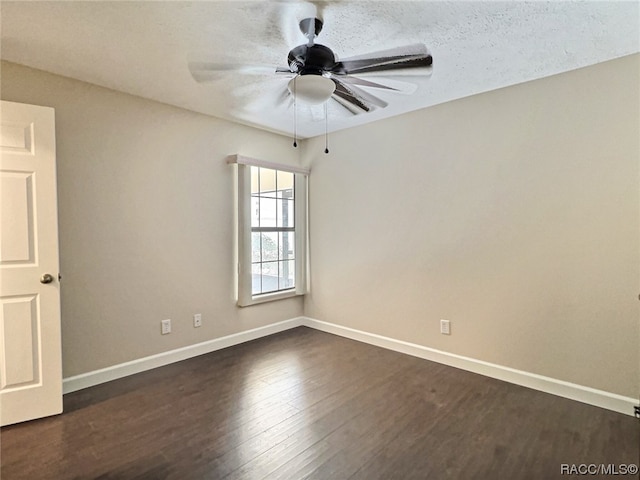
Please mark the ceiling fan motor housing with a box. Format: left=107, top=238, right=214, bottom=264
left=288, top=44, right=336, bottom=76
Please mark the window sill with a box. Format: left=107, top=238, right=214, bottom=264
left=238, top=289, right=305, bottom=307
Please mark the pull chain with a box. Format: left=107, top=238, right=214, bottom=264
left=324, top=101, right=329, bottom=154
left=292, top=77, right=298, bottom=148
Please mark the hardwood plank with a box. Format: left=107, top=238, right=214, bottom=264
left=1, top=327, right=637, bottom=480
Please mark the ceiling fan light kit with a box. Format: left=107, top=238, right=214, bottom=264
left=288, top=75, right=336, bottom=104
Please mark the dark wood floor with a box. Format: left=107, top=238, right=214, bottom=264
left=1, top=327, right=638, bottom=479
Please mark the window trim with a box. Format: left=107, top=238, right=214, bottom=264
left=230, top=155, right=308, bottom=307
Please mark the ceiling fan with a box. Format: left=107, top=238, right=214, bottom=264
left=189, top=14, right=433, bottom=116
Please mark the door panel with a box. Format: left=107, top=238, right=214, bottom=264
left=1, top=171, right=35, bottom=264
left=0, top=295, right=39, bottom=388
left=0, top=100, right=62, bottom=426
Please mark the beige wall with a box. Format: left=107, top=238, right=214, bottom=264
left=1, top=61, right=304, bottom=377
left=2, top=55, right=638, bottom=398
left=303, top=54, right=640, bottom=398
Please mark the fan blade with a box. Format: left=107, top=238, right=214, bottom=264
left=332, top=43, right=432, bottom=75
left=333, top=78, right=388, bottom=109
left=333, top=75, right=418, bottom=95
left=275, top=66, right=297, bottom=75
left=331, top=75, right=398, bottom=91
left=330, top=78, right=388, bottom=114
left=243, top=83, right=293, bottom=114
left=339, top=43, right=429, bottom=62
left=331, top=94, right=366, bottom=114
left=189, top=62, right=291, bottom=83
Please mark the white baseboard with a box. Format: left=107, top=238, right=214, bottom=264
left=63, top=315, right=637, bottom=417
left=303, top=317, right=638, bottom=417
left=63, top=317, right=305, bottom=394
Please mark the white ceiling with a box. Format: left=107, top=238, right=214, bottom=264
left=1, top=1, right=638, bottom=139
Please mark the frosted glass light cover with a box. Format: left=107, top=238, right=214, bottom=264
left=288, top=75, right=336, bottom=104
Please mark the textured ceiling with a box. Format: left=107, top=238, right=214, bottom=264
left=1, top=1, right=638, bottom=139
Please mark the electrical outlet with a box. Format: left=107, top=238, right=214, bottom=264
left=193, top=313, right=202, bottom=328
left=161, top=319, right=171, bottom=335
left=440, top=319, right=451, bottom=335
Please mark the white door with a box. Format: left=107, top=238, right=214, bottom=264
left=0, top=100, right=62, bottom=426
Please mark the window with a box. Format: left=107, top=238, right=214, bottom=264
left=231, top=155, right=308, bottom=306
left=250, top=167, right=295, bottom=295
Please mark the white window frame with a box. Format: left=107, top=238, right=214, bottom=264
left=229, top=155, right=309, bottom=307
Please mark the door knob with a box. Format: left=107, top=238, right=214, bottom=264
left=40, top=273, right=54, bottom=284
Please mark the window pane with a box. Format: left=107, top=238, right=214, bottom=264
left=277, top=171, right=294, bottom=198
left=251, top=166, right=259, bottom=194
left=279, top=260, right=295, bottom=289
left=261, top=262, right=279, bottom=293
left=279, top=232, right=295, bottom=260
left=259, top=168, right=277, bottom=196
left=279, top=187, right=294, bottom=200
left=251, top=196, right=261, bottom=228
left=251, top=263, right=262, bottom=295
left=251, top=232, right=261, bottom=262
left=277, top=199, right=294, bottom=228
left=259, top=197, right=277, bottom=227
left=261, top=232, right=278, bottom=261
